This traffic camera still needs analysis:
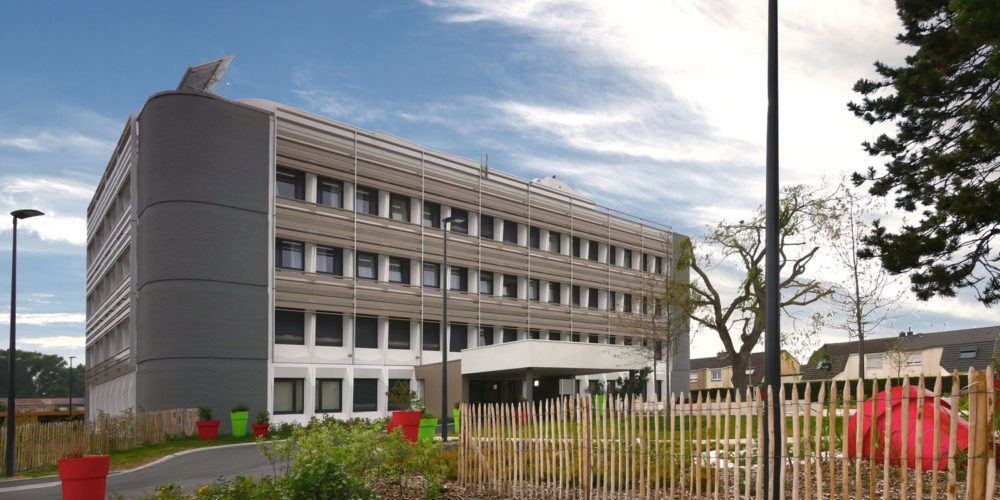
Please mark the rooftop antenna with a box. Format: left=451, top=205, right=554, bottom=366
left=178, top=55, right=234, bottom=94
left=481, top=152, right=489, bottom=178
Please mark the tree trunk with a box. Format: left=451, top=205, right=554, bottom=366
left=730, top=354, right=749, bottom=395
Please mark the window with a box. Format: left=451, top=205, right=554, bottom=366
left=588, top=288, right=598, bottom=308
left=276, top=168, right=304, bottom=199
left=608, top=335, right=616, bottom=345
left=423, top=201, right=441, bottom=228
left=479, top=271, right=494, bottom=294
left=623, top=249, right=633, bottom=268
left=572, top=285, right=581, bottom=306
left=387, top=379, right=411, bottom=411
left=623, top=293, right=633, bottom=312
left=355, top=316, right=378, bottom=349
left=480, top=214, right=494, bottom=239
left=276, top=239, right=304, bottom=270
left=548, top=331, right=561, bottom=341
left=548, top=282, right=561, bottom=303
left=479, top=327, right=494, bottom=346
left=316, top=312, right=343, bottom=347
left=356, top=252, right=377, bottom=280
left=388, top=257, right=410, bottom=284
left=608, top=291, right=617, bottom=312
left=588, top=241, right=599, bottom=261
left=746, top=368, right=756, bottom=375
left=353, top=378, right=378, bottom=412
left=275, top=309, right=305, bottom=345
left=711, top=369, right=723, bottom=381
left=274, top=378, right=304, bottom=414
left=450, top=324, right=468, bottom=352
left=623, top=336, right=633, bottom=346
left=529, top=329, right=540, bottom=340
left=316, top=245, right=343, bottom=275
left=572, top=237, right=581, bottom=257
left=316, top=379, right=343, bottom=412
left=422, top=321, right=440, bottom=351
left=389, top=194, right=410, bottom=221
left=317, top=177, right=343, bottom=207
left=609, top=245, right=618, bottom=266
left=589, top=334, right=599, bottom=344
left=528, top=279, right=540, bottom=301
left=388, top=318, right=410, bottom=349
left=503, top=220, right=518, bottom=244
left=866, top=354, right=883, bottom=369
left=356, top=186, right=378, bottom=215
left=906, top=352, right=921, bottom=365
left=450, top=208, right=469, bottom=233
left=959, top=347, right=978, bottom=359
left=502, top=327, right=518, bottom=343
left=529, top=226, right=541, bottom=249
left=502, top=275, right=518, bottom=298
left=571, top=333, right=581, bottom=342
left=422, top=262, right=440, bottom=288
left=655, top=256, right=664, bottom=274
left=450, top=266, right=468, bottom=291
left=690, top=374, right=699, bottom=383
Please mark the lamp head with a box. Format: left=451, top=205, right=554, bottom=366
left=443, top=216, right=466, bottom=224
left=11, top=209, right=44, bottom=220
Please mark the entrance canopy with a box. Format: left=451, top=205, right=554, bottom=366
left=460, top=339, right=649, bottom=378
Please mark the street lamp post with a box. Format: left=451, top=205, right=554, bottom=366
left=7, top=209, right=43, bottom=477
left=68, top=356, right=75, bottom=420
left=440, top=215, right=464, bottom=442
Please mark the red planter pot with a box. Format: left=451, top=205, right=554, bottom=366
left=58, top=455, right=110, bottom=500
left=196, top=420, right=221, bottom=440
left=387, top=410, right=421, bottom=442
left=252, top=423, right=270, bottom=438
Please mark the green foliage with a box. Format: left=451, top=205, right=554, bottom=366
left=192, top=475, right=285, bottom=499
left=386, top=380, right=419, bottom=411
left=0, top=349, right=85, bottom=398
left=614, top=367, right=652, bottom=397
left=230, top=404, right=248, bottom=413
left=197, top=406, right=213, bottom=421
left=254, top=410, right=269, bottom=425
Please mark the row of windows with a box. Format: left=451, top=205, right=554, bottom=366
left=276, top=167, right=664, bottom=272
left=86, top=249, right=130, bottom=316
left=274, top=378, right=421, bottom=414
left=87, top=177, right=131, bottom=266
left=86, top=319, right=129, bottom=368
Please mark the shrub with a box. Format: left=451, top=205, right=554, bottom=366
left=231, top=404, right=249, bottom=413
left=255, top=410, right=270, bottom=425
left=197, top=406, right=213, bottom=421
left=386, top=380, right=419, bottom=411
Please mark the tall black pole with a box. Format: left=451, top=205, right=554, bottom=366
left=68, top=356, right=75, bottom=420
left=6, top=217, right=17, bottom=477
left=441, top=223, right=449, bottom=442
left=764, top=0, right=781, bottom=497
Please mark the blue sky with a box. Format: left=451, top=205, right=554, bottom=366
left=1, top=0, right=997, bottom=365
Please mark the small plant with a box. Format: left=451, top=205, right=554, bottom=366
left=197, top=406, right=213, bottom=421
left=255, top=410, right=269, bottom=425
left=63, top=440, right=86, bottom=458
left=231, top=404, right=249, bottom=413
left=386, top=380, right=418, bottom=411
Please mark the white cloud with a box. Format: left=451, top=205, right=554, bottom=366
left=19, top=335, right=85, bottom=349
left=0, top=176, right=93, bottom=245
left=0, top=313, right=85, bottom=325
left=0, top=130, right=113, bottom=154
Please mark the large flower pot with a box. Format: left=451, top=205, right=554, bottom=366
left=58, top=455, right=110, bottom=500
left=387, top=410, right=421, bottom=442
left=453, top=408, right=460, bottom=432
left=594, top=395, right=606, bottom=415
left=252, top=423, right=270, bottom=438
left=230, top=411, right=248, bottom=437
left=196, top=420, right=220, bottom=440
left=418, top=418, right=438, bottom=442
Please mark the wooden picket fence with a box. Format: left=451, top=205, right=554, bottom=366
left=0, top=408, right=197, bottom=473
left=458, top=367, right=999, bottom=499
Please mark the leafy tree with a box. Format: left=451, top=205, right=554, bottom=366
left=613, top=367, right=652, bottom=398
left=0, top=349, right=85, bottom=398
left=850, top=0, right=1000, bottom=305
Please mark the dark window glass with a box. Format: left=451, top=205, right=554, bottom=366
left=572, top=237, right=581, bottom=257
left=274, top=378, right=304, bottom=414
left=548, top=282, right=561, bottom=304
left=316, top=378, right=342, bottom=412
left=388, top=257, right=410, bottom=284
left=276, top=239, right=304, bottom=270
left=571, top=333, right=581, bottom=342
left=316, top=245, right=343, bottom=275
left=422, top=321, right=440, bottom=351
left=276, top=168, right=304, bottom=200
left=529, top=329, right=540, bottom=340
left=572, top=285, right=581, bottom=306
left=422, top=262, right=440, bottom=288
left=388, top=318, right=410, bottom=349
left=356, top=252, right=377, bottom=280
left=450, top=266, right=468, bottom=291
left=502, top=220, right=518, bottom=244
left=529, top=226, right=540, bottom=249
left=588, top=241, right=599, bottom=261
left=389, top=194, right=410, bottom=222
left=356, top=186, right=378, bottom=215
left=549, top=231, right=561, bottom=253
left=655, top=256, right=663, bottom=274
left=423, top=201, right=441, bottom=228
left=316, top=312, right=343, bottom=347
left=610, top=245, right=618, bottom=266
left=588, top=288, right=599, bottom=308
left=608, top=291, right=617, bottom=312
left=548, top=330, right=561, bottom=341
left=480, top=214, right=494, bottom=239
left=317, top=177, right=343, bottom=208
left=642, top=295, right=649, bottom=314
left=479, top=271, right=494, bottom=294
left=624, top=293, right=633, bottom=312
left=450, top=208, right=469, bottom=233
left=623, top=249, right=633, bottom=268
left=275, top=309, right=305, bottom=345
left=643, top=252, right=650, bottom=272
left=479, top=327, right=494, bottom=346
left=623, top=336, right=633, bottom=346
left=353, top=378, right=378, bottom=412
left=502, top=328, right=518, bottom=343
left=503, top=275, right=518, bottom=298
left=528, top=279, right=540, bottom=301
left=387, top=379, right=410, bottom=411
left=589, top=334, right=599, bottom=344
left=608, top=335, right=616, bottom=345
left=355, top=316, right=378, bottom=349
left=450, top=324, right=468, bottom=352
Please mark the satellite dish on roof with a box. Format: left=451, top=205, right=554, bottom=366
left=177, top=55, right=234, bottom=93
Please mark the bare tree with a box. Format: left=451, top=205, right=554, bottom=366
left=882, top=339, right=910, bottom=379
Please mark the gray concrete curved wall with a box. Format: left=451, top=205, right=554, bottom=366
left=135, top=92, right=270, bottom=431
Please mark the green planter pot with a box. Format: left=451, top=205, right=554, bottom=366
left=594, top=395, right=606, bottom=416
left=418, top=418, right=438, bottom=442
left=230, top=411, right=248, bottom=437
left=453, top=408, right=460, bottom=432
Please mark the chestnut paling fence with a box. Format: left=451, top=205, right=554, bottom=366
left=458, top=368, right=999, bottom=500
left=0, top=408, right=198, bottom=473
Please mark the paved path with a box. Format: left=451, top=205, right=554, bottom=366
left=0, top=442, right=275, bottom=499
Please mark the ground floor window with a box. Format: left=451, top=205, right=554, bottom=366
left=316, top=379, right=343, bottom=413
left=274, top=378, right=304, bottom=414
left=353, top=378, right=378, bottom=412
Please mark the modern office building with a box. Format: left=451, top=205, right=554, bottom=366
left=85, top=58, right=689, bottom=427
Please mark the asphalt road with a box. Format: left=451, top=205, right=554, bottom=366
left=0, top=442, right=276, bottom=499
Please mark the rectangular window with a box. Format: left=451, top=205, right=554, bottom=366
left=387, top=379, right=411, bottom=411
left=502, top=327, right=518, bottom=343
left=480, top=214, right=494, bottom=239
left=316, top=245, right=343, bottom=275
left=711, top=369, right=723, bottom=382
left=906, top=353, right=921, bottom=365
left=529, top=226, right=541, bottom=249
left=529, top=329, right=540, bottom=340
left=388, top=318, right=410, bottom=349
left=274, top=378, right=304, bottom=414
left=422, top=321, right=440, bottom=351
left=356, top=252, right=377, bottom=280
left=317, top=177, right=343, bottom=208
left=623, top=249, right=633, bottom=268
left=276, top=168, right=304, bottom=200
left=608, top=335, right=616, bottom=345
left=389, top=194, right=410, bottom=222
left=479, top=327, right=494, bottom=346
left=356, top=186, right=378, bottom=215
left=866, top=354, right=883, bottom=369
left=959, top=347, right=977, bottom=359
left=655, top=256, right=664, bottom=274
left=572, top=237, right=581, bottom=257
left=608, top=291, right=617, bottom=312
left=450, top=324, right=468, bottom=352
left=315, top=312, right=343, bottom=347
left=355, top=316, right=378, bottom=349
left=353, top=378, right=378, bottom=412
left=689, top=374, right=699, bottom=382
left=450, top=266, right=468, bottom=291
left=623, top=336, right=632, bottom=346
left=316, top=379, right=342, bottom=413
left=588, top=241, right=599, bottom=262
left=572, top=285, right=581, bottom=306
left=548, top=282, right=561, bottom=304
left=503, top=220, right=518, bottom=244
left=276, top=239, right=304, bottom=270
left=479, top=271, right=494, bottom=294
left=548, top=330, right=561, bottom=341
left=623, top=293, right=633, bottom=312
left=503, top=275, right=518, bottom=298
left=450, top=208, right=469, bottom=233
left=548, top=231, right=561, bottom=253
left=609, top=245, right=618, bottom=266
left=588, top=288, right=599, bottom=308
left=388, top=257, right=410, bottom=284
left=589, top=334, right=599, bottom=344
left=422, top=262, right=440, bottom=288
left=275, top=309, right=305, bottom=345
left=423, top=201, right=441, bottom=228
left=571, top=333, right=581, bottom=342
left=529, top=279, right=540, bottom=301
